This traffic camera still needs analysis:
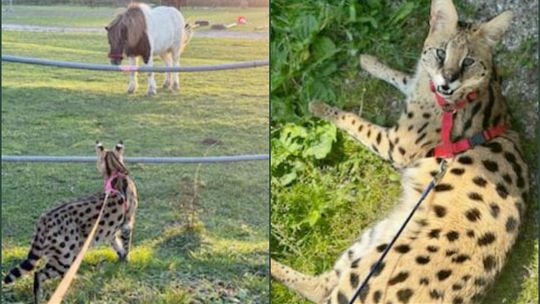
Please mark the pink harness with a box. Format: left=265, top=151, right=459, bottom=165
left=104, top=172, right=128, bottom=213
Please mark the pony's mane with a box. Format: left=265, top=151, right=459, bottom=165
left=107, top=3, right=147, bottom=49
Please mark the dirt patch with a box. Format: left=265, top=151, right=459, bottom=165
left=1, top=23, right=269, bottom=40
left=200, top=138, right=223, bottom=145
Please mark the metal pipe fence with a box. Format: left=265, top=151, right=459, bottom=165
left=2, top=154, right=268, bottom=163
left=2, top=55, right=269, bottom=72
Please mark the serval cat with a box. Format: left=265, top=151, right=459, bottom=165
left=272, top=1, right=529, bottom=303
left=3, top=141, right=138, bottom=304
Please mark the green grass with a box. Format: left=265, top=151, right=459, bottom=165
left=1, top=24, right=269, bottom=303
left=2, top=5, right=269, bottom=32
left=270, top=1, right=538, bottom=304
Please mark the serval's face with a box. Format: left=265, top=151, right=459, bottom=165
left=420, top=0, right=513, bottom=102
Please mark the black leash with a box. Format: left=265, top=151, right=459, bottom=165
left=348, top=159, right=448, bottom=304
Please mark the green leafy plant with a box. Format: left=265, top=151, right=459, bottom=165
left=271, top=121, right=336, bottom=186
left=271, top=0, right=430, bottom=123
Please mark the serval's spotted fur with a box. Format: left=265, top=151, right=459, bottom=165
left=3, top=141, right=138, bottom=304
left=271, top=1, right=529, bottom=303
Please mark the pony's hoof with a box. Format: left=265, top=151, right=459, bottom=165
left=147, top=89, right=157, bottom=96
left=127, top=85, right=137, bottom=94
left=172, top=83, right=180, bottom=91
left=162, top=81, right=171, bottom=89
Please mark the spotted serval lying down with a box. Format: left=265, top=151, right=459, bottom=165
left=271, top=1, right=529, bottom=303
left=3, top=141, right=138, bottom=304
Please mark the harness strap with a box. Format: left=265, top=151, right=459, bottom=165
left=104, top=172, right=128, bottom=213
left=429, top=81, right=506, bottom=158
left=433, top=124, right=508, bottom=158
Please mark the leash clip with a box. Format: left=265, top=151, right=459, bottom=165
left=433, top=159, right=448, bottom=184
left=441, top=103, right=456, bottom=113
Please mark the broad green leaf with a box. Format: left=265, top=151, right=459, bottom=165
left=349, top=4, right=357, bottom=22
left=388, top=173, right=401, bottom=182
left=304, top=210, right=321, bottom=227
left=294, top=14, right=319, bottom=43
left=390, top=2, right=416, bottom=25
left=312, top=36, right=337, bottom=61
left=279, top=171, right=298, bottom=186
left=358, top=16, right=378, bottom=29
left=303, top=123, right=337, bottom=159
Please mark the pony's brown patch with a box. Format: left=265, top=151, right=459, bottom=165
left=106, top=4, right=150, bottom=64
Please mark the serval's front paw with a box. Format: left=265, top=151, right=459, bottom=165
left=117, top=251, right=129, bottom=262
left=309, top=101, right=336, bottom=119
left=359, top=54, right=380, bottom=72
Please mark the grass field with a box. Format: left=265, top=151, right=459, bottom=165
left=271, top=1, right=538, bottom=304
left=1, top=12, right=269, bottom=304
left=2, top=5, right=269, bottom=32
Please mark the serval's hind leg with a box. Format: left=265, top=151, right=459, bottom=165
left=360, top=54, right=412, bottom=95
left=34, top=261, right=67, bottom=304
left=271, top=259, right=338, bottom=303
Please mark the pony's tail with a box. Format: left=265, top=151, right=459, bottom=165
left=181, top=23, right=194, bottom=52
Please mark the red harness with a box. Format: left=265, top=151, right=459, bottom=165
left=104, top=172, right=128, bottom=213
left=430, top=82, right=507, bottom=158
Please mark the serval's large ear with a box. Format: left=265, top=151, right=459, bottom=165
left=96, top=141, right=105, bottom=157
left=476, top=11, right=513, bottom=46
left=96, top=141, right=107, bottom=176
left=114, top=140, right=125, bottom=164
left=429, top=0, right=458, bottom=33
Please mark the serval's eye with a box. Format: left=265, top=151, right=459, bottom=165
left=462, top=57, right=475, bottom=67
left=436, top=49, right=446, bottom=62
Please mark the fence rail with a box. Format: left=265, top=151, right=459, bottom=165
left=2, top=55, right=269, bottom=72
left=2, top=155, right=268, bottom=163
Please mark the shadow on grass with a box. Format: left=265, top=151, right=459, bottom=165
left=154, top=223, right=267, bottom=275
left=157, top=226, right=205, bottom=258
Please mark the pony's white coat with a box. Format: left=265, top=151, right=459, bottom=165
left=129, top=4, right=187, bottom=95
